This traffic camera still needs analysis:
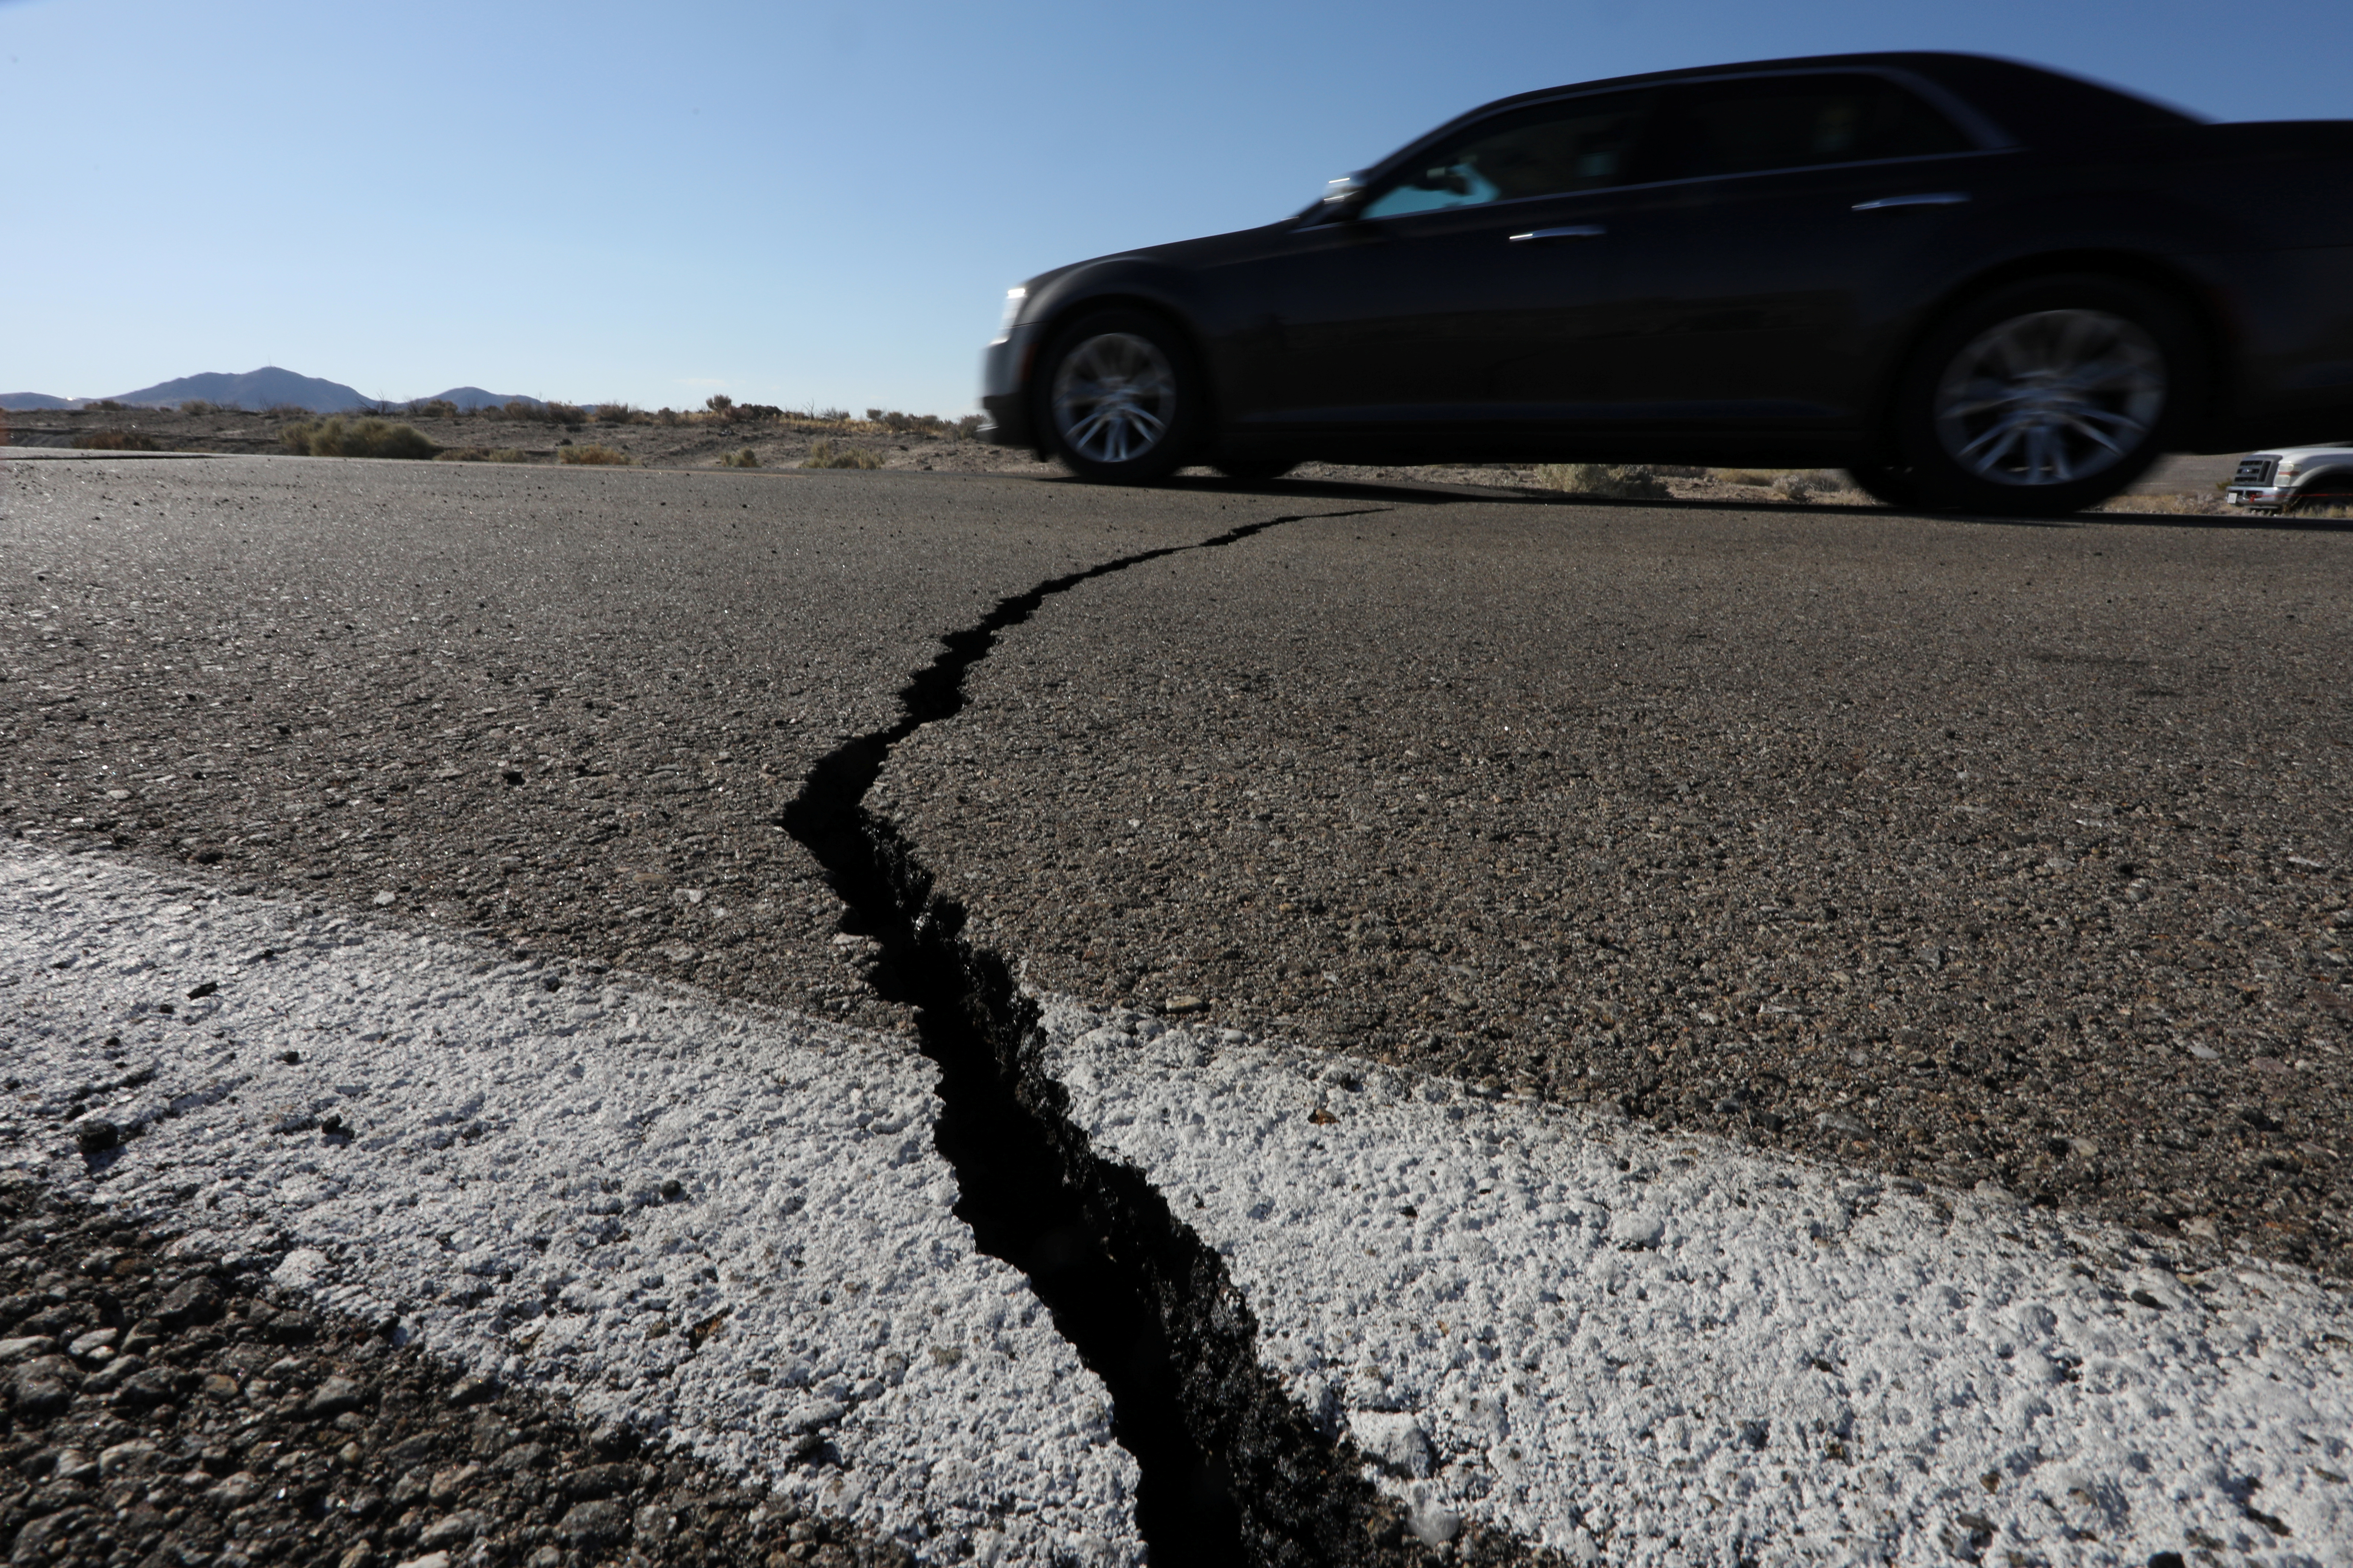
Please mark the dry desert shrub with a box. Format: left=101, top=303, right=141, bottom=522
left=434, top=447, right=532, bottom=464
left=955, top=414, right=987, bottom=439
left=86, top=399, right=128, bottom=412
left=1768, top=469, right=1846, bottom=500
left=720, top=448, right=760, bottom=468
left=559, top=443, right=633, bottom=466
left=594, top=403, right=642, bottom=424
left=263, top=403, right=310, bottom=419
left=410, top=398, right=459, bottom=420
left=178, top=399, right=222, bottom=416
left=72, top=429, right=162, bottom=451
left=280, top=418, right=438, bottom=460
left=1534, top=462, right=1669, bottom=499
left=803, top=439, right=882, bottom=470
left=705, top=395, right=735, bottom=416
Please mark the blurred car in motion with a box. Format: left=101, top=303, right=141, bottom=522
left=981, top=52, right=2353, bottom=516
left=2226, top=444, right=2353, bottom=513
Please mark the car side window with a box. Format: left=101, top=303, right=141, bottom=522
left=1657, top=75, right=1972, bottom=180
left=1360, top=91, right=1656, bottom=219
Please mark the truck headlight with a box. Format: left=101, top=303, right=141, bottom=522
left=996, top=287, right=1027, bottom=341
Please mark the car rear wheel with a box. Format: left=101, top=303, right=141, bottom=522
left=1037, top=310, right=1202, bottom=484
left=1211, top=458, right=1297, bottom=482
left=1898, top=276, right=2193, bottom=516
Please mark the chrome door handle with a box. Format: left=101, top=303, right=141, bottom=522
left=1852, top=192, right=1969, bottom=211
left=1509, top=224, right=1606, bottom=241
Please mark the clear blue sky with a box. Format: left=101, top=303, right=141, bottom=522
left=6, top=0, right=2349, bottom=415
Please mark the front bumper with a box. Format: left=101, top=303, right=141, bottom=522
left=2227, top=485, right=2289, bottom=512
left=979, top=328, right=1041, bottom=449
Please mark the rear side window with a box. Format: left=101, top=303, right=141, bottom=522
left=1362, top=90, right=1656, bottom=219
left=1657, top=74, right=1972, bottom=179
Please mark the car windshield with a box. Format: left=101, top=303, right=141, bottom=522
left=1361, top=91, right=1655, bottom=219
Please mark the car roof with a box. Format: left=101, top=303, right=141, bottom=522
left=1442, top=51, right=2204, bottom=150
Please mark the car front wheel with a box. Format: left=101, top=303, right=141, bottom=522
left=1037, top=310, right=1202, bottom=484
left=1898, top=276, right=2194, bottom=517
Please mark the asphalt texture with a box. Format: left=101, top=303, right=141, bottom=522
left=4, top=455, right=2348, bottom=1275
left=875, top=489, right=2353, bottom=1279
left=0, top=456, right=1309, bottom=1041
left=0, top=1181, right=907, bottom=1568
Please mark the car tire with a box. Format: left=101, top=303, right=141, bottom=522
left=1843, top=463, right=1925, bottom=509
left=1896, top=275, right=2197, bottom=517
left=1034, top=310, right=1203, bottom=484
left=1211, top=458, right=1298, bottom=482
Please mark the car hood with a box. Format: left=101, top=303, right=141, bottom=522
left=1019, top=218, right=1308, bottom=294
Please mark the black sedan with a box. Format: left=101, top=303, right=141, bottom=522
left=981, top=51, right=2353, bottom=515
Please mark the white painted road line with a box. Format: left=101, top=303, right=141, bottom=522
left=0, top=849, right=1140, bottom=1568
left=1041, top=1001, right=2353, bottom=1567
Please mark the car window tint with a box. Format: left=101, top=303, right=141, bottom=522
left=1661, top=76, right=1971, bottom=179
left=1361, top=91, right=1654, bottom=219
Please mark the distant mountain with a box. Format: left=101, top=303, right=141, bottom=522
left=418, top=387, right=541, bottom=411
left=3, top=373, right=552, bottom=415
left=107, top=367, right=371, bottom=412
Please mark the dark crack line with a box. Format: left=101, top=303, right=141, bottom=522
left=777, top=509, right=1466, bottom=1568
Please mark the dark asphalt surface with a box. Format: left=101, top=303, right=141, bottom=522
left=5, top=454, right=2350, bottom=1282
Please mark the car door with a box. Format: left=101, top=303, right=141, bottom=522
left=1601, top=70, right=2012, bottom=435
left=1241, top=88, right=1662, bottom=443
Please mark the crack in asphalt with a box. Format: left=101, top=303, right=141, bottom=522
left=778, top=509, right=1461, bottom=1568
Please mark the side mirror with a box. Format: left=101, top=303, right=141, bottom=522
left=1319, top=173, right=1368, bottom=219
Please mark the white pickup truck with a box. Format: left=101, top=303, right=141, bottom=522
left=2226, top=444, right=2353, bottom=512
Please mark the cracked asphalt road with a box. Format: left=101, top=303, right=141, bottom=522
left=5, top=454, right=2350, bottom=1290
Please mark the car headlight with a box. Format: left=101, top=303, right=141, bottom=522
left=996, top=287, right=1027, bottom=340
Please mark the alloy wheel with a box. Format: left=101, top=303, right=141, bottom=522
left=1050, top=332, right=1178, bottom=466
left=1931, top=308, right=2166, bottom=488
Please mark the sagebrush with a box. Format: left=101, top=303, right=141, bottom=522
left=1533, top=463, right=1668, bottom=500
left=803, top=439, right=881, bottom=470
left=281, top=418, right=439, bottom=460
left=72, top=430, right=162, bottom=452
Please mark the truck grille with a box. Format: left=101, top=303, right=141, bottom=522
left=2234, top=456, right=2279, bottom=487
